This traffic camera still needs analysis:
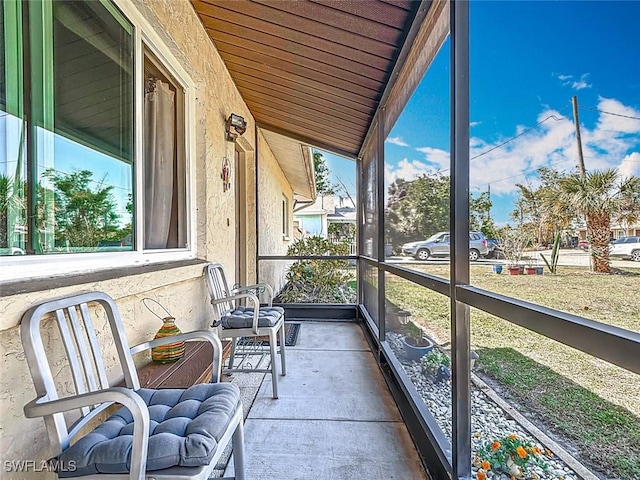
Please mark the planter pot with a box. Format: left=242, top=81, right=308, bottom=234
left=525, top=267, right=537, bottom=275
left=401, top=336, right=434, bottom=362
left=536, top=266, right=544, bottom=275
left=507, top=266, right=520, bottom=275
left=492, top=264, right=503, bottom=274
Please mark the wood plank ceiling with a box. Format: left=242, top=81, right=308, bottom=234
left=190, top=0, right=421, bottom=158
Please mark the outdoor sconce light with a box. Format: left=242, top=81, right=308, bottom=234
left=226, top=113, right=247, bottom=142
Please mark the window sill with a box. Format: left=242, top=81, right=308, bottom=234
left=0, top=258, right=207, bottom=298
left=282, top=236, right=291, bottom=241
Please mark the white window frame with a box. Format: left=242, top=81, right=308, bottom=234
left=0, top=0, right=196, bottom=281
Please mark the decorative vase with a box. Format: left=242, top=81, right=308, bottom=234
left=401, top=336, right=434, bottom=362
left=151, top=316, right=186, bottom=363
left=492, top=264, right=503, bottom=274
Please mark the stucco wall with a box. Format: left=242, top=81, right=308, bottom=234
left=0, top=0, right=287, bottom=473
left=257, top=131, right=295, bottom=293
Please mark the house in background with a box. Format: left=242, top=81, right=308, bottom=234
left=294, top=195, right=356, bottom=236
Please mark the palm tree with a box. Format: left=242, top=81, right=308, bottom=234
left=555, top=169, right=640, bottom=273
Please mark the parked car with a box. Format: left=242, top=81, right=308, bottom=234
left=577, top=239, right=589, bottom=251
left=0, top=246, right=26, bottom=256
left=401, top=231, right=490, bottom=261
left=609, top=236, right=640, bottom=262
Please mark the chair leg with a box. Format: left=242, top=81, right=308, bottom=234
left=268, top=329, right=278, bottom=399
left=279, top=322, right=287, bottom=376
left=228, top=337, right=237, bottom=370
left=232, top=415, right=246, bottom=480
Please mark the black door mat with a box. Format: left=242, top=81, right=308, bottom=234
left=237, top=322, right=300, bottom=347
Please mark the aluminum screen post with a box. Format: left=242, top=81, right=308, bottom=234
left=450, top=1, right=472, bottom=479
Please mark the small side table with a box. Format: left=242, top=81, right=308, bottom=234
left=135, top=340, right=231, bottom=389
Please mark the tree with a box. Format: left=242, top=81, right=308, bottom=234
left=512, top=167, right=575, bottom=245
left=313, top=151, right=336, bottom=196
left=0, top=174, right=26, bottom=249
left=470, top=190, right=497, bottom=238
left=43, top=169, right=121, bottom=248
left=385, top=172, right=496, bottom=247
left=554, top=169, right=640, bottom=273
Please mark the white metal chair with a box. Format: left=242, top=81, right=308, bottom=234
left=204, top=263, right=287, bottom=399
left=21, top=291, right=245, bottom=480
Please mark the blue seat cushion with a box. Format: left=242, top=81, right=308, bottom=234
left=58, top=383, right=240, bottom=477
left=221, top=305, right=284, bottom=329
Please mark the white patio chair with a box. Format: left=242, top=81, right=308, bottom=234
left=21, top=291, right=245, bottom=480
left=204, top=263, right=286, bottom=399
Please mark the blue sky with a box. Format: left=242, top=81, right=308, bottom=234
left=319, top=1, right=640, bottom=224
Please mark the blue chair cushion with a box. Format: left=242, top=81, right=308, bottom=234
left=221, top=305, right=284, bottom=329
left=57, top=383, right=240, bottom=477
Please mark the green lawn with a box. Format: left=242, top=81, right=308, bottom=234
left=385, top=265, right=640, bottom=479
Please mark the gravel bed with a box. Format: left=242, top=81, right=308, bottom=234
left=387, top=332, right=580, bottom=480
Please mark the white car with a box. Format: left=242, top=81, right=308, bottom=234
left=609, top=236, right=640, bottom=262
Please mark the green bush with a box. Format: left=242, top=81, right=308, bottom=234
left=420, top=348, right=450, bottom=373
left=276, top=236, right=356, bottom=303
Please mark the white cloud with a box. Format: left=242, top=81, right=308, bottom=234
left=470, top=121, right=482, bottom=127
left=571, top=73, right=592, bottom=90
left=554, top=72, right=592, bottom=90
left=386, top=98, right=640, bottom=197
left=619, top=152, right=640, bottom=178
left=415, top=146, right=450, bottom=170
left=385, top=136, right=409, bottom=147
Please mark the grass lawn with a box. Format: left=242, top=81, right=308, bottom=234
left=385, top=265, right=640, bottom=479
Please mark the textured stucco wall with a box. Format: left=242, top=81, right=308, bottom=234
left=257, top=131, right=295, bottom=293
left=0, top=0, right=287, bottom=472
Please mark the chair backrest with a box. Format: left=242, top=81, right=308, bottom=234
left=20, top=291, right=140, bottom=454
left=204, top=263, right=233, bottom=321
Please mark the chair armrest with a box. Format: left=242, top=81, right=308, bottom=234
left=24, top=388, right=149, bottom=480
left=232, top=283, right=275, bottom=306
left=211, top=293, right=260, bottom=334
left=130, top=331, right=224, bottom=383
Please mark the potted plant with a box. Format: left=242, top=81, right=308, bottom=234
left=491, top=264, right=503, bottom=274
left=475, top=433, right=548, bottom=479
left=401, top=322, right=434, bottom=362
left=420, top=348, right=450, bottom=376
left=499, top=227, right=530, bottom=276
left=524, top=265, right=537, bottom=275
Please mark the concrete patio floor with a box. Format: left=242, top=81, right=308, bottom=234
left=224, top=321, right=430, bottom=480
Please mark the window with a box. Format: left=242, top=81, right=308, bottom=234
left=143, top=48, right=187, bottom=250
left=0, top=0, right=193, bottom=275
left=282, top=195, right=290, bottom=240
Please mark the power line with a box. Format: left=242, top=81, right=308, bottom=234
left=579, top=105, right=640, bottom=121
left=438, top=113, right=567, bottom=174
left=470, top=114, right=566, bottom=161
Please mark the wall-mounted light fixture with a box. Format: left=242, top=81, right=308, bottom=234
left=226, top=113, right=247, bottom=142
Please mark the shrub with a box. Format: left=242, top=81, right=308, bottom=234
left=276, top=236, right=356, bottom=303
left=420, top=348, right=450, bottom=374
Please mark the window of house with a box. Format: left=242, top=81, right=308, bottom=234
left=282, top=195, right=290, bottom=240
left=0, top=0, right=193, bottom=276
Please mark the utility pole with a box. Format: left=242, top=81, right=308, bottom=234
left=572, top=95, right=586, bottom=179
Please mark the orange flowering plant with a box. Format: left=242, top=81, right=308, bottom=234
left=476, top=434, right=548, bottom=478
